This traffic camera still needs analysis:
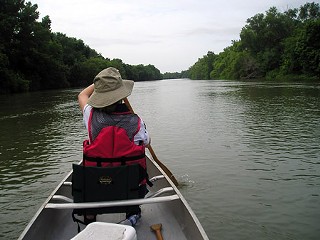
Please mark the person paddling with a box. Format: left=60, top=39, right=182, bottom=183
left=78, top=67, right=150, bottom=223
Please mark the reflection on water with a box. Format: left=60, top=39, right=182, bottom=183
left=193, top=82, right=319, bottom=240
left=0, top=81, right=319, bottom=240
left=0, top=90, right=85, bottom=239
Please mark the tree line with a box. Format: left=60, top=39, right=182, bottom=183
left=186, top=2, right=320, bottom=81
left=0, top=0, right=162, bottom=94
left=2, top=1, right=319, bottom=94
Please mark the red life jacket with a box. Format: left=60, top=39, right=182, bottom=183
left=83, top=105, right=147, bottom=184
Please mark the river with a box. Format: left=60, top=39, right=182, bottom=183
left=0, top=79, right=319, bottom=240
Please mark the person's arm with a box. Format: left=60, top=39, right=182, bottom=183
left=78, top=84, right=94, bottom=111
left=134, top=118, right=151, bottom=147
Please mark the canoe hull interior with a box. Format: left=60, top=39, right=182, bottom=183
left=19, top=156, right=209, bottom=240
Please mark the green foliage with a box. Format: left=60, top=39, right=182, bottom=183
left=0, top=0, right=162, bottom=94
left=282, top=18, right=320, bottom=77
left=187, top=2, right=320, bottom=81
left=68, top=57, right=107, bottom=87
left=211, top=44, right=238, bottom=79
left=188, top=51, right=216, bottom=80
left=2, top=1, right=319, bottom=93
left=240, top=6, right=296, bottom=74
left=124, top=64, right=162, bottom=81
left=162, top=71, right=188, bottom=79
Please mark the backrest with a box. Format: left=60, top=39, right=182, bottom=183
left=72, top=164, right=141, bottom=215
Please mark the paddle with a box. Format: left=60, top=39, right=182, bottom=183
left=124, top=98, right=179, bottom=186
left=151, top=223, right=164, bottom=240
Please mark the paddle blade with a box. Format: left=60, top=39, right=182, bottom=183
left=147, top=145, right=179, bottom=186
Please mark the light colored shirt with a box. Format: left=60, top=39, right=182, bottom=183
left=83, top=104, right=150, bottom=146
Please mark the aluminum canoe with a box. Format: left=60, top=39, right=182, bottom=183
left=18, top=155, right=209, bottom=240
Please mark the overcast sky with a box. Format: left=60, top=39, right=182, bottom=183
left=30, top=0, right=313, bottom=73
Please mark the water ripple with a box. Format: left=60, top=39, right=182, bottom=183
left=1, top=83, right=320, bottom=240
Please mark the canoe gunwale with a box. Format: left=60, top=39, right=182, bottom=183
left=18, top=154, right=209, bottom=240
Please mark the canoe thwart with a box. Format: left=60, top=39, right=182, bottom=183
left=46, top=195, right=180, bottom=210
left=51, top=187, right=174, bottom=204
left=52, top=195, right=73, bottom=203
left=149, top=175, right=165, bottom=182
left=146, top=187, right=174, bottom=198
left=64, top=176, right=165, bottom=186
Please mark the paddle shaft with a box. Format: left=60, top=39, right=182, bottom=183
left=154, top=229, right=164, bottom=240
left=123, top=98, right=179, bottom=186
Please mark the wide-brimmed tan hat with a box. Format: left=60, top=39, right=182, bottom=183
left=88, top=67, right=134, bottom=108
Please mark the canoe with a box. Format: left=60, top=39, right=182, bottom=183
left=18, top=155, right=209, bottom=240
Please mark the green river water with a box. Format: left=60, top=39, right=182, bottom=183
left=0, top=79, right=319, bottom=239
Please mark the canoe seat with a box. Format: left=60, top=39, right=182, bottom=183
left=72, top=163, right=144, bottom=216
left=71, top=222, right=137, bottom=240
